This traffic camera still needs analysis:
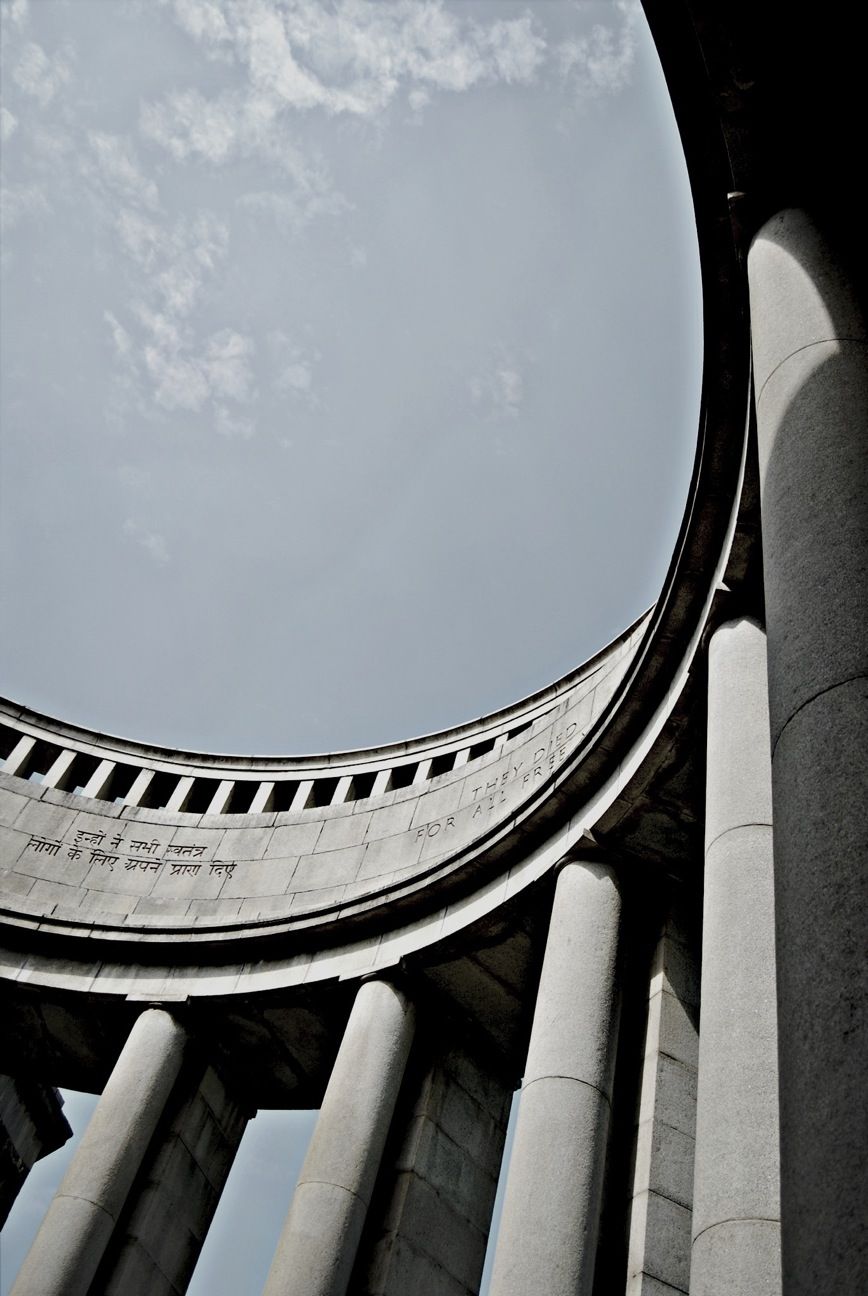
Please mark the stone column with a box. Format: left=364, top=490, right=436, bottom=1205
left=351, top=1034, right=512, bottom=1295
left=262, top=977, right=415, bottom=1296
left=692, top=617, right=781, bottom=1295
left=626, top=897, right=699, bottom=1296
left=488, top=859, right=622, bottom=1296
left=11, top=1008, right=187, bottom=1296
left=748, top=209, right=868, bottom=1295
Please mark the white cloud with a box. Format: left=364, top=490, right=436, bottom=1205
left=137, top=321, right=255, bottom=414
left=86, top=132, right=160, bottom=211
left=215, top=404, right=255, bottom=438
left=104, top=310, right=135, bottom=363
left=123, top=518, right=170, bottom=564
left=203, top=329, right=255, bottom=402
left=557, top=0, right=639, bottom=99
left=470, top=355, right=525, bottom=420
left=12, top=41, right=71, bottom=108
left=0, top=0, right=29, bottom=31
left=269, top=330, right=320, bottom=406
left=0, top=181, right=49, bottom=235
left=0, top=106, right=18, bottom=142
left=157, top=0, right=545, bottom=120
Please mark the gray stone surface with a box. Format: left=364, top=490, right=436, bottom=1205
left=353, top=1038, right=511, bottom=1296
left=263, top=979, right=414, bottom=1296
left=627, top=902, right=699, bottom=1296
left=488, top=861, right=621, bottom=1296
left=11, top=1008, right=187, bottom=1296
left=749, top=209, right=867, bottom=1296
left=98, top=1063, right=248, bottom=1294
left=692, top=619, right=780, bottom=1294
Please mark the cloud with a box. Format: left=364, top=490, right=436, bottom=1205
left=122, top=518, right=170, bottom=564
left=0, top=106, right=18, bottom=142
left=0, top=0, right=29, bottom=31
left=215, top=404, right=255, bottom=439
left=0, top=181, right=49, bottom=235
left=12, top=40, right=71, bottom=108
left=156, top=1, right=546, bottom=122
left=86, top=132, right=160, bottom=211
left=470, top=355, right=525, bottom=420
left=269, top=330, right=320, bottom=406
left=557, top=0, right=640, bottom=99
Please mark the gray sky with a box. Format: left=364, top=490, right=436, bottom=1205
left=0, top=0, right=700, bottom=755
left=0, top=0, right=701, bottom=1289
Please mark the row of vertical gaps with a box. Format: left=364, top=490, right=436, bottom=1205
left=0, top=718, right=535, bottom=816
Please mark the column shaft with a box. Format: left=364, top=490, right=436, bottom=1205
left=11, top=1009, right=187, bottom=1296
left=488, top=860, right=621, bottom=1296
left=692, top=618, right=781, bottom=1295
left=263, top=977, right=415, bottom=1296
left=748, top=209, right=868, bottom=1294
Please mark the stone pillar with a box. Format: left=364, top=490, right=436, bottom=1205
left=488, top=860, right=622, bottom=1296
left=351, top=1034, right=512, bottom=1295
left=626, top=897, right=699, bottom=1295
left=263, top=977, right=415, bottom=1296
left=95, top=1061, right=249, bottom=1295
left=11, top=1008, right=187, bottom=1296
left=748, top=209, right=868, bottom=1295
left=692, top=618, right=781, bottom=1294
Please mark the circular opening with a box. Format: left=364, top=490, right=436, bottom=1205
left=0, top=0, right=701, bottom=754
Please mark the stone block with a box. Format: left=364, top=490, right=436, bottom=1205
left=265, top=820, right=323, bottom=857
left=316, top=811, right=371, bottom=852
left=628, top=1190, right=692, bottom=1292
left=632, top=1118, right=695, bottom=1211
left=645, top=989, right=698, bottom=1070
left=216, top=825, right=274, bottom=861
left=637, top=1055, right=696, bottom=1140
left=219, top=857, right=297, bottom=898
left=357, top=832, right=423, bottom=879
left=691, top=1219, right=783, bottom=1296
left=290, top=846, right=365, bottom=890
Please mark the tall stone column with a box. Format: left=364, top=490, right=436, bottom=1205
left=263, top=977, right=415, bottom=1296
left=488, top=859, right=622, bottom=1296
left=11, top=1008, right=187, bottom=1296
left=748, top=209, right=868, bottom=1294
left=692, top=617, right=781, bottom=1294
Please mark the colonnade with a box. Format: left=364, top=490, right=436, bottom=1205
left=6, top=209, right=865, bottom=1296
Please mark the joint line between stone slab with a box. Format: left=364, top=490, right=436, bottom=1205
left=521, top=1073, right=612, bottom=1108
left=55, top=1191, right=117, bottom=1226
left=754, top=335, right=867, bottom=406
left=297, top=1178, right=369, bottom=1209
left=704, top=820, right=773, bottom=858
left=691, top=1214, right=781, bottom=1246
left=770, top=671, right=868, bottom=760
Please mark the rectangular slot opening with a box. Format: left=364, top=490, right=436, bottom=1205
left=226, top=782, right=258, bottom=815
left=467, top=736, right=497, bottom=762
left=0, top=725, right=22, bottom=761
left=387, top=763, right=416, bottom=790
left=137, top=770, right=182, bottom=810
left=428, top=752, right=455, bottom=779
left=100, top=763, right=142, bottom=804
left=20, top=739, right=60, bottom=785
left=270, top=780, right=298, bottom=813
left=63, top=752, right=101, bottom=794
left=307, top=776, right=339, bottom=809
left=507, top=720, right=532, bottom=742
left=346, top=771, right=376, bottom=802
left=183, top=777, right=222, bottom=815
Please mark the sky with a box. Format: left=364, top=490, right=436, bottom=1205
left=0, top=0, right=701, bottom=1290
left=0, top=0, right=701, bottom=756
